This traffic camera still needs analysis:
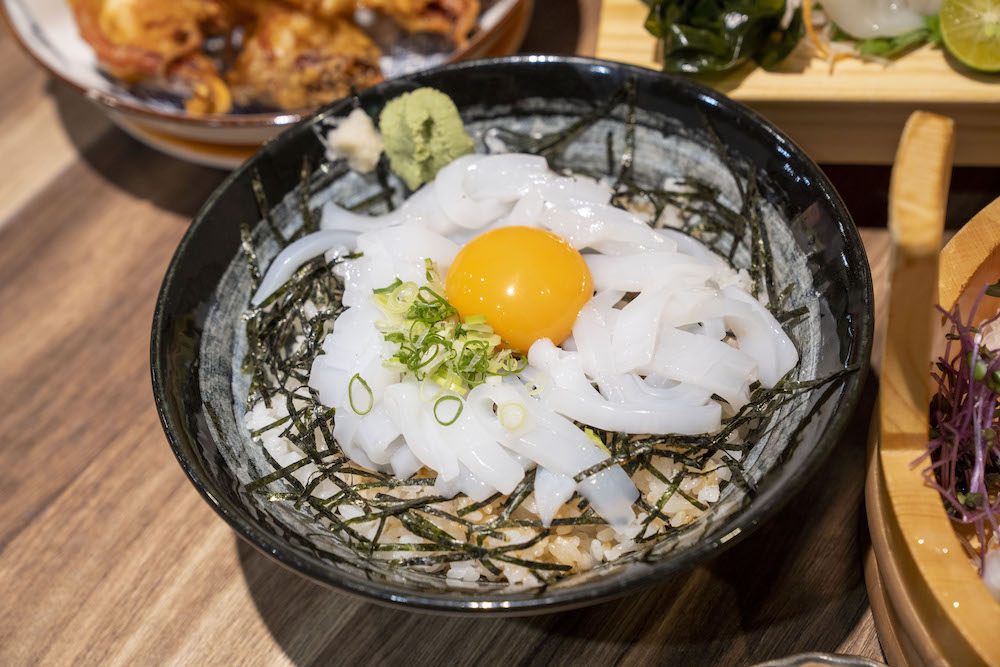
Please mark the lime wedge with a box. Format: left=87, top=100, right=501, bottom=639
left=940, top=0, right=1000, bottom=72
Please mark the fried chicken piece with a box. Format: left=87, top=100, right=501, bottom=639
left=168, top=53, right=233, bottom=114
left=68, top=0, right=229, bottom=79
left=68, top=0, right=234, bottom=113
left=274, top=0, right=360, bottom=17
left=226, top=5, right=383, bottom=111
left=362, top=0, right=479, bottom=46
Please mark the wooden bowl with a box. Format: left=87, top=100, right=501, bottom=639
left=866, top=114, right=1000, bottom=665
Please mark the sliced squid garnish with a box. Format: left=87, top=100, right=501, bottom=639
left=252, top=230, right=358, bottom=305
left=466, top=380, right=638, bottom=529
left=353, top=403, right=401, bottom=465
left=432, top=395, right=526, bottom=496
left=639, top=328, right=757, bottom=409
left=382, top=381, right=460, bottom=481
left=584, top=251, right=718, bottom=292
left=534, top=467, right=577, bottom=527
left=530, top=339, right=723, bottom=434
left=388, top=440, right=422, bottom=479
left=571, top=289, right=625, bottom=386
left=462, top=153, right=551, bottom=201
left=433, top=155, right=514, bottom=229
left=722, top=286, right=799, bottom=387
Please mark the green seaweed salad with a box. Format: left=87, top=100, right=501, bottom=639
left=642, top=0, right=944, bottom=74
left=236, top=80, right=858, bottom=587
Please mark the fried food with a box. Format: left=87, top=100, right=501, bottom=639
left=68, top=0, right=229, bottom=79
left=227, top=5, right=383, bottom=110
left=363, top=0, right=479, bottom=46
left=68, top=0, right=235, bottom=112
left=277, top=0, right=359, bottom=17
left=67, top=0, right=482, bottom=114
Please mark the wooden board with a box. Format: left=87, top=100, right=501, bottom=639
left=596, top=0, right=1000, bottom=165
left=0, top=10, right=890, bottom=664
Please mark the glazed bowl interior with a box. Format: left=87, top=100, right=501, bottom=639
left=151, top=56, right=873, bottom=613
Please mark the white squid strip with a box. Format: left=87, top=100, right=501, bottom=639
left=382, top=382, right=460, bottom=481
left=455, top=465, right=499, bottom=503
left=578, top=467, right=640, bottom=529
left=534, top=467, right=577, bottom=527
left=610, top=287, right=668, bottom=374
left=252, top=230, right=358, bottom=305
left=540, top=201, right=667, bottom=255
left=433, top=155, right=514, bottom=229
left=433, top=399, right=525, bottom=495
left=722, top=286, right=799, bottom=387
left=640, top=329, right=757, bottom=408
left=467, top=381, right=639, bottom=527
left=530, top=339, right=722, bottom=434
left=353, top=404, right=401, bottom=465
left=330, top=410, right=382, bottom=472
left=585, top=252, right=718, bottom=292
left=320, top=182, right=443, bottom=232
left=389, top=440, right=422, bottom=479
left=498, top=189, right=545, bottom=228
left=571, top=290, right=624, bottom=389
left=463, top=153, right=551, bottom=201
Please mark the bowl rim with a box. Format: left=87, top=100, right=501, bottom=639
left=0, top=0, right=529, bottom=129
left=150, top=54, right=875, bottom=613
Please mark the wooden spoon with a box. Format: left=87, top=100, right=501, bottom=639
left=867, top=111, right=1000, bottom=666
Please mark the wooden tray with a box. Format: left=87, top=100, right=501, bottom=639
left=596, top=0, right=1000, bottom=165
left=865, top=112, right=1000, bottom=666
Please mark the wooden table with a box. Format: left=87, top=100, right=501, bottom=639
left=0, top=3, right=941, bottom=664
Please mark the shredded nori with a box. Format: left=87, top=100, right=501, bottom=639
left=237, top=82, right=857, bottom=587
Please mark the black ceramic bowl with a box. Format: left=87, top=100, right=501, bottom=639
left=151, top=56, right=873, bottom=614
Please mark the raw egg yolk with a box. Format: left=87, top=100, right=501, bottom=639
left=445, top=226, right=593, bottom=353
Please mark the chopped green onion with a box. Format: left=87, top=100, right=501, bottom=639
left=584, top=427, right=611, bottom=454
left=372, top=278, right=402, bottom=295
left=348, top=373, right=373, bottom=415
left=498, top=402, right=527, bottom=430
left=434, top=395, right=464, bottom=426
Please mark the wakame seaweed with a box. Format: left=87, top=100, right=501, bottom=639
left=643, top=0, right=804, bottom=74
left=237, top=83, right=856, bottom=587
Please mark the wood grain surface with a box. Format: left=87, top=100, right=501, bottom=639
left=595, top=0, right=1000, bottom=166
left=0, top=4, right=916, bottom=664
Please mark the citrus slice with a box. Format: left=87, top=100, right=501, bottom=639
left=940, top=0, right=1000, bottom=72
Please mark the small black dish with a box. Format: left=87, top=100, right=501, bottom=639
left=151, top=55, right=873, bottom=614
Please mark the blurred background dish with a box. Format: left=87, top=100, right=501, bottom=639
left=1, top=0, right=532, bottom=169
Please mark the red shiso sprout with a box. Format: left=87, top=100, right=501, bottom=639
left=913, top=284, right=1000, bottom=575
